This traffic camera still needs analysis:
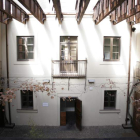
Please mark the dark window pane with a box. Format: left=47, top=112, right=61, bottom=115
left=104, top=90, right=116, bottom=109
left=27, top=38, right=34, bottom=44
left=104, top=102, right=108, bottom=107
left=18, top=52, right=25, bottom=59
left=21, top=90, right=33, bottom=109
left=27, top=53, right=33, bottom=59
left=29, top=96, right=33, bottom=101
left=29, top=102, right=33, bottom=106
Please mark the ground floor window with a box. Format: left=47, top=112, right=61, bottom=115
left=104, top=90, right=116, bottom=109
left=21, top=90, right=33, bottom=109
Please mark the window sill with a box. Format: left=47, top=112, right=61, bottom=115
left=99, top=109, right=121, bottom=113
left=17, top=109, right=38, bottom=113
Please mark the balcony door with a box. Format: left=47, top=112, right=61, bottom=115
left=60, top=36, right=78, bottom=73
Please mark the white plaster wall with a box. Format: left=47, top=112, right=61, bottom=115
left=1, top=15, right=134, bottom=126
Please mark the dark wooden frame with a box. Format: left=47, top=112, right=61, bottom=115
left=17, top=36, right=34, bottom=61
left=21, top=90, right=33, bottom=110
left=103, top=36, right=121, bottom=61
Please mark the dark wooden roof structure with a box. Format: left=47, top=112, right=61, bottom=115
left=0, top=0, right=140, bottom=25
left=0, top=0, right=29, bottom=24
left=18, top=0, right=46, bottom=24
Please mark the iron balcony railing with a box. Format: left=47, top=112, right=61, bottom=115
left=52, top=60, right=87, bottom=78
left=136, top=61, right=140, bottom=78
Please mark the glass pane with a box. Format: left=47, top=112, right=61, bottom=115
left=71, top=51, right=76, bottom=56
left=104, top=102, right=108, bottom=107
left=27, top=45, right=34, bottom=51
left=27, top=38, right=34, bottom=44
left=60, top=36, right=69, bottom=43
left=29, top=91, right=33, bottom=96
left=104, top=46, right=110, bottom=60
left=61, top=45, right=69, bottom=60
left=29, top=96, right=33, bottom=101
left=112, top=53, right=119, bottom=59
left=113, top=46, right=119, bottom=52
left=22, top=102, right=28, bottom=107
left=27, top=53, right=33, bottom=59
left=18, top=45, right=25, bottom=52
left=113, top=38, right=119, bottom=46
left=110, top=102, right=115, bottom=107
left=70, top=36, right=77, bottom=43
left=71, top=56, right=76, bottom=60
left=18, top=37, right=25, bottom=45
left=104, top=97, right=109, bottom=101
left=22, top=96, right=27, bottom=101
left=18, top=52, right=25, bottom=59
left=104, top=38, right=110, bottom=46
left=29, top=102, right=33, bottom=107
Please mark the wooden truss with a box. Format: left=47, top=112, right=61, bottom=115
left=75, top=0, right=90, bottom=24
left=18, top=0, right=46, bottom=24
left=0, top=0, right=29, bottom=24
left=110, top=0, right=140, bottom=25
left=52, top=0, right=63, bottom=24
left=93, top=0, right=126, bottom=25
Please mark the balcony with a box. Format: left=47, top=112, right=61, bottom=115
left=136, top=61, right=140, bottom=78
left=52, top=60, right=87, bottom=78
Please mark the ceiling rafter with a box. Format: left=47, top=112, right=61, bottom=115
left=18, top=0, right=46, bottom=24
left=52, top=0, right=63, bottom=24
left=75, top=0, right=90, bottom=24
left=111, top=0, right=140, bottom=25
left=93, top=0, right=126, bottom=25
left=0, top=0, right=29, bottom=24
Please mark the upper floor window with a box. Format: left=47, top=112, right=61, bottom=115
left=60, top=36, right=78, bottom=73
left=103, top=37, right=120, bottom=61
left=21, top=90, right=33, bottom=109
left=17, top=36, right=34, bottom=61
left=104, top=90, right=116, bottom=110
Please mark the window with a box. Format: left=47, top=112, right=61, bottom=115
left=103, top=37, right=120, bottom=61
left=21, top=90, right=33, bottom=109
left=60, top=36, right=78, bottom=73
left=104, top=90, right=116, bottom=109
left=17, top=36, right=34, bottom=61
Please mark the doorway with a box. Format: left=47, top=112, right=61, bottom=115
left=60, top=97, right=82, bottom=131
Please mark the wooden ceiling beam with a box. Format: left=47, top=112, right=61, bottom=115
left=0, top=0, right=29, bottom=24
left=93, top=0, right=126, bottom=25
left=18, top=0, right=46, bottom=24
left=111, top=0, right=140, bottom=25
left=52, top=0, right=63, bottom=24
left=75, top=0, right=90, bottom=24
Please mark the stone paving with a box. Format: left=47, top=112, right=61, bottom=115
left=0, top=125, right=138, bottom=139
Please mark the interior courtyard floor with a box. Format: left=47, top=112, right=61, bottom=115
left=0, top=125, right=138, bottom=139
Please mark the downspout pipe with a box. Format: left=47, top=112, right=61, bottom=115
left=122, top=25, right=132, bottom=129
left=5, top=25, right=15, bottom=128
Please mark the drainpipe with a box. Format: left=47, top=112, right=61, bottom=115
left=122, top=25, right=132, bottom=128
left=5, top=24, right=15, bottom=128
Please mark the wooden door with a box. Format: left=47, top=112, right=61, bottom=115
left=133, top=92, right=140, bottom=136
left=76, top=99, right=82, bottom=131
left=60, top=112, right=66, bottom=126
